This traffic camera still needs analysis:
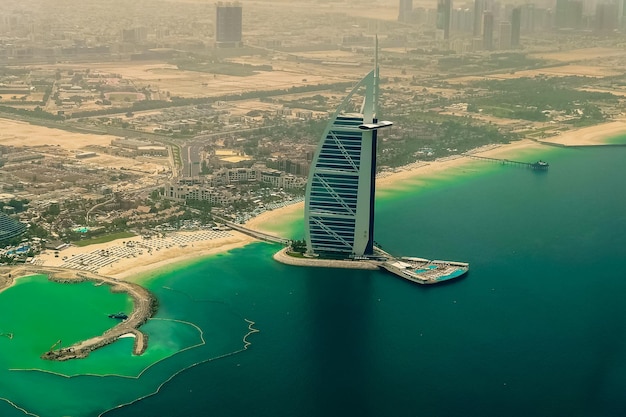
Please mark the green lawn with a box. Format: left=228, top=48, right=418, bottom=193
left=73, top=232, right=136, bottom=247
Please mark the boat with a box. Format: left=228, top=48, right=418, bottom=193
left=379, top=257, right=469, bottom=285
left=108, top=312, right=128, bottom=320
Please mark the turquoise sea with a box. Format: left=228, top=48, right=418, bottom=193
left=1, top=144, right=626, bottom=417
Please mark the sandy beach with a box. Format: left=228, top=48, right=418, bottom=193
left=29, top=120, right=626, bottom=282
left=537, top=120, right=626, bottom=146
left=35, top=230, right=255, bottom=283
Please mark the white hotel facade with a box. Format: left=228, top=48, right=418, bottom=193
left=304, top=66, right=389, bottom=258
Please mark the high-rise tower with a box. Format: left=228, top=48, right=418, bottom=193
left=483, top=11, right=494, bottom=50
left=398, top=0, right=414, bottom=22
left=595, top=2, right=619, bottom=32
left=215, top=2, right=242, bottom=47
left=304, top=49, right=391, bottom=258
left=511, top=7, right=521, bottom=47
left=473, top=0, right=484, bottom=36
left=498, top=21, right=512, bottom=49
left=437, top=0, right=453, bottom=39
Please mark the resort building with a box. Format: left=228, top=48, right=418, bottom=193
left=165, top=165, right=305, bottom=204
left=304, top=63, right=390, bottom=258
left=0, top=212, right=27, bottom=244
left=165, top=183, right=234, bottom=205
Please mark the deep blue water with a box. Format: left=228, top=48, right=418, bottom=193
left=2, top=145, right=626, bottom=417
left=101, top=146, right=626, bottom=417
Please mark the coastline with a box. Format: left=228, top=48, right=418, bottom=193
left=534, top=120, right=626, bottom=146
left=36, top=230, right=256, bottom=284
left=31, top=121, right=626, bottom=280
left=4, top=119, right=623, bottom=363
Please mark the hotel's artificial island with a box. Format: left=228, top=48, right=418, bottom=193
left=275, top=54, right=469, bottom=285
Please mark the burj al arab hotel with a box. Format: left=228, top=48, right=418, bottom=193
left=293, top=49, right=468, bottom=284
left=304, top=60, right=392, bottom=258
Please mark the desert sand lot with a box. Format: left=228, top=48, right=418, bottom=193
left=85, top=154, right=166, bottom=174
left=35, top=61, right=359, bottom=99
left=0, top=119, right=165, bottom=173
left=529, top=47, right=626, bottom=63
left=448, top=64, right=623, bottom=85
left=0, top=119, right=116, bottom=149
left=448, top=47, right=626, bottom=85
left=215, top=149, right=251, bottom=163
left=497, top=64, right=622, bottom=78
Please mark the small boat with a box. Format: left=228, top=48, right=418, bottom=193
left=108, top=312, right=128, bottom=320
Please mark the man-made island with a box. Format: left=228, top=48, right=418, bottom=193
left=274, top=247, right=469, bottom=285
left=0, top=266, right=157, bottom=361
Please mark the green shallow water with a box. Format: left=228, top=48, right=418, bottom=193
left=1, top=144, right=626, bottom=417
left=0, top=271, right=255, bottom=417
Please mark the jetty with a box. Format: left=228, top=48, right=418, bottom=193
left=463, top=154, right=549, bottom=170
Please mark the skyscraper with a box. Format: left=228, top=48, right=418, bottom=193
left=304, top=59, right=390, bottom=257
left=520, top=4, right=535, bottom=33
left=215, top=2, right=242, bottom=47
left=473, top=0, right=485, bottom=36
left=498, top=21, right=512, bottom=49
left=398, top=0, right=414, bottom=22
left=595, top=3, right=619, bottom=32
left=555, top=0, right=583, bottom=29
left=437, top=0, right=453, bottom=39
left=511, top=7, right=521, bottom=47
left=483, top=11, right=494, bottom=50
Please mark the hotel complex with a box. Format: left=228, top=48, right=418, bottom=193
left=294, top=57, right=469, bottom=285
left=304, top=65, right=385, bottom=257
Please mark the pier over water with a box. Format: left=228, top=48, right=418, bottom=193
left=463, top=154, right=549, bottom=170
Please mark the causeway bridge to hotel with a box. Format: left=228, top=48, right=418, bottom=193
left=212, top=215, right=290, bottom=245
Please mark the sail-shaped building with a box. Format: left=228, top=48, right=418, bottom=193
left=304, top=65, right=389, bottom=258
left=282, top=55, right=469, bottom=284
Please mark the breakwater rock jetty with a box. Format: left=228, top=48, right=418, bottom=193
left=0, top=266, right=157, bottom=361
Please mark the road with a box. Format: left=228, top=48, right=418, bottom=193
left=181, top=143, right=204, bottom=177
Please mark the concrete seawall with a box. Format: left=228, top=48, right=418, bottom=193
left=273, top=247, right=380, bottom=270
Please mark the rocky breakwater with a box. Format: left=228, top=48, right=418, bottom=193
left=0, top=266, right=157, bottom=361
